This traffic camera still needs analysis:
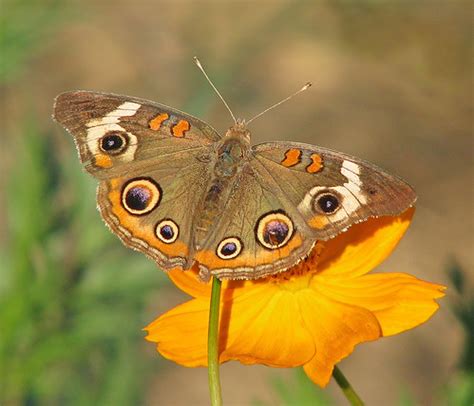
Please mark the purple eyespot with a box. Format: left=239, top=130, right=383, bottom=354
left=155, top=219, right=179, bottom=243
left=121, top=178, right=161, bottom=215
left=160, top=225, right=174, bottom=240
left=217, top=237, right=243, bottom=259
left=263, top=220, right=289, bottom=246
left=256, top=211, right=294, bottom=250
left=221, top=242, right=237, bottom=255
left=126, top=187, right=151, bottom=211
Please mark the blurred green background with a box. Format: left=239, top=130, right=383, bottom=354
left=1, top=0, right=472, bottom=405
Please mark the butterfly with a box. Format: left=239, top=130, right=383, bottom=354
left=53, top=83, right=415, bottom=281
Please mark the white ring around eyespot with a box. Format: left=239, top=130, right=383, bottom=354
left=256, top=211, right=294, bottom=250
left=297, top=185, right=363, bottom=224
left=216, top=237, right=243, bottom=260
left=121, top=178, right=161, bottom=215
left=155, top=219, right=179, bottom=244
left=86, top=102, right=141, bottom=165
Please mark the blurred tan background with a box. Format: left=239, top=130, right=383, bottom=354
left=1, top=1, right=472, bottom=405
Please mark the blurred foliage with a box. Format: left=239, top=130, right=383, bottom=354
left=442, top=260, right=474, bottom=406
left=0, top=3, right=166, bottom=404
left=0, top=0, right=67, bottom=83
left=446, top=259, right=473, bottom=373
left=0, top=117, right=166, bottom=404
left=443, top=374, right=474, bottom=406
left=448, top=259, right=474, bottom=376
left=255, top=368, right=331, bottom=406
left=392, top=261, right=474, bottom=406
left=271, top=368, right=331, bottom=406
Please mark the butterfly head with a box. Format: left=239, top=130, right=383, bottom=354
left=225, top=119, right=251, bottom=144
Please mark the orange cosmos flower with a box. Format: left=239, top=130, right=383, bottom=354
left=145, top=208, right=445, bottom=386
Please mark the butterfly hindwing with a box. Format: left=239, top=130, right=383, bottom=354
left=193, top=170, right=315, bottom=280
left=97, top=149, right=213, bottom=271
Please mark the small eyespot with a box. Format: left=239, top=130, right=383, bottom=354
left=216, top=237, right=243, bottom=260
left=255, top=211, right=294, bottom=250
left=315, top=192, right=340, bottom=214
left=121, top=178, right=162, bottom=215
left=155, top=219, right=179, bottom=244
left=99, top=132, right=128, bottom=154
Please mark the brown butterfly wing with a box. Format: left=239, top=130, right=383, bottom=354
left=96, top=157, right=212, bottom=271
left=252, top=141, right=416, bottom=240
left=193, top=169, right=316, bottom=280
left=53, top=91, right=220, bottom=179
left=194, top=141, right=415, bottom=280
left=53, top=91, right=219, bottom=271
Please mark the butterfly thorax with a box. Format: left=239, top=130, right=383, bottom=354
left=193, top=125, right=252, bottom=250
left=214, top=125, right=251, bottom=174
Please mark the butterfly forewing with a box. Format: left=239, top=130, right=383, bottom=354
left=53, top=91, right=220, bottom=179
left=252, top=141, right=416, bottom=241
left=53, top=91, right=219, bottom=271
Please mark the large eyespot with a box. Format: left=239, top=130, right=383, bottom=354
left=99, top=131, right=128, bottom=154
left=255, top=211, right=294, bottom=250
left=121, top=178, right=162, bottom=215
left=155, top=219, right=179, bottom=244
left=314, top=192, right=341, bottom=214
left=216, top=237, right=243, bottom=260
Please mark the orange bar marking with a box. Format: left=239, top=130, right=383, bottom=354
left=309, top=214, right=328, bottom=229
left=306, top=153, right=323, bottom=173
left=281, top=149, right=302, bottom=167
left=95, top=154, right=113, bottom=168
left=149, top=113, right=169, bottom=130
left=171, top=120, right=190, bottom=137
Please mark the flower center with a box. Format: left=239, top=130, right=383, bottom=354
left=268, top=241, right=325, bottom=292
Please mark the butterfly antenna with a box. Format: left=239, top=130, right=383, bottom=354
left=246, top=82, right=312, bottom=125
left=193, top=56, right=237, bottom=124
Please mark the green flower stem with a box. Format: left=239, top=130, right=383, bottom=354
left=333, top=365, right=364, bottom=406
left=208, top=276, right=223, bottom=406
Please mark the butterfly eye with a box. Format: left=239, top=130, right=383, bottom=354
left=315, top=192, right=340, bottom=214
left=217, top=237, right=243, bottom=259
left=99, top=132, right=128, bottom=154
left=155, top=219, right=179, bottom=244
left=121, top=178, right=162, bottom=215
left=256, top=211, right=294, bottom=250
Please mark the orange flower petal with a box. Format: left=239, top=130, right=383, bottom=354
left=167, top=267, right=254, bottom=299
left=145, top=298, right=208, bottom=366
left=318, top=208, right=415, bottom=279
left=313, top=272, right=446, bottom=336
left=167, top=209, right=415, bottom=298
left=223, top=289, right=315, bottom=367
left=145, top=284, right=315, bottom=368
left=298, top=289, right=382, bottom=387
left=167, top=267, right=211, bottom=298
left=147, top=207, right=445, bottom=389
